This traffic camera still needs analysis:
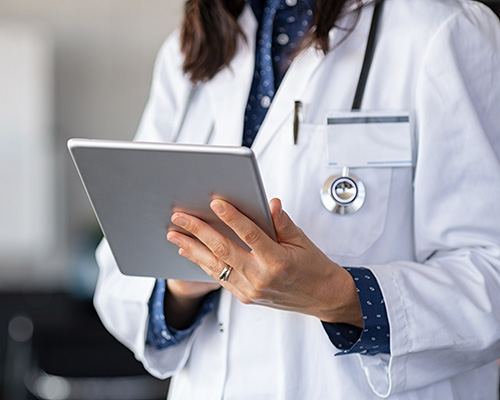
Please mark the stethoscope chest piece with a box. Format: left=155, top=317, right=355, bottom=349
left=321, top=168, right=365, bottom=215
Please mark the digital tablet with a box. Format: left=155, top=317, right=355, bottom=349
left=68, top=138, right=276, bottom=282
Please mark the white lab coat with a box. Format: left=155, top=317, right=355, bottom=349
left=94, top=0, right=500, bottom=398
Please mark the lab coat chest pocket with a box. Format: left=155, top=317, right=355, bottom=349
left=260, top=122, right=394, bottom=259
left=321, top=166, right=393, bottom=258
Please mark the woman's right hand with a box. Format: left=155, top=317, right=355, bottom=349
left=164, top=280, right=220, bottom=329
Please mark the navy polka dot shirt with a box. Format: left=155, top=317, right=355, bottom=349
left=147, top=0, right=390, bottom=356
left=146, top=279, right=221, bottom=348
left=322, top=267, right=390, bottom=355
left=243, top=0, right=314, bottom=147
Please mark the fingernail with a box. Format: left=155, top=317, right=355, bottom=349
left=172, top=215, right=187, bottom=227
left=272, top=198, right=283, bottom=218
left=166, top=233, right=181, bottom=246
left=211, top=201, right=225, bottom=215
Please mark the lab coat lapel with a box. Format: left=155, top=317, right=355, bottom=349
left=250, top=47, right=325, bottom=156
left=205, top=6, right=256, bottom=146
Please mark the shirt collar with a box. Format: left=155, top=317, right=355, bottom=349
left=246, top=0, right=374, bottom=20
left=246, top=0, right=315, bottom=22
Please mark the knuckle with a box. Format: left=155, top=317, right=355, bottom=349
left=249, top=278, right=268, bottom=298
left=272, top=258, right=287, bottom=276
left=212, top=240, right=230, bottom=259
left=188, top=221, right=201, bottom=236
left=251, top=276, right=265, bottom=292
left=203, top=258, right=221, bottom=274
left=262, top=252, right=287, bottom=276
left=223, top=213, right=239, bottom=226
left=247, top=288, right=261, bottom=303
left=239, top=295, right=253, bottom=305
left=242, top=228, right=261, bottom=246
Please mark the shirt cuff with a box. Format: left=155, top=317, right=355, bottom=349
left=146, top=279, right=220, bottom=349
left=322, top=267, right=390, bottom=356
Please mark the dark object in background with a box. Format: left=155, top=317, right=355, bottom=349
left=0, top=292, right=169, bottom=400
left=481, top=0, right=500, bottom=17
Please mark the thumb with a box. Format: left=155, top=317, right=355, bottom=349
left=269, top=198, right=303, bottom=243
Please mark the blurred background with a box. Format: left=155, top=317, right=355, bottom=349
left=0, top=0, right=499, bottom=399
left=0, top=0, right=182, bottom=398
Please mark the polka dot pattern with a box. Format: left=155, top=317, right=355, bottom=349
left=146, top=279, right=220, bottom=349
left=322, top=267, right=390, bottom=355
left=243, top=0, right=314, bottom=147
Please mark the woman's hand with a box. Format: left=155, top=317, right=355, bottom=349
left=166, top=198, right=363, bottom=327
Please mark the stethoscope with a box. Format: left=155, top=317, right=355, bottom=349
left=173, top=0, right=385, bottom=215
left=321, top=167, right=366, bottom=215
left=320, top=0, right=384, bottom=215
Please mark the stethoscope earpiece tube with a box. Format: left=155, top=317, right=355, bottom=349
left=352, top=0, right=385, bottom=111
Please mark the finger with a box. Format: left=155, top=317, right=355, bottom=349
left=170, top=211, right=249, bottom=273
left=210, top=199, right=276, bottom=254
left=269, top=198, right=304, bottom=244
left=167, top=230, right=227, bottom=279
left=167, top=231, right=251, bottom=301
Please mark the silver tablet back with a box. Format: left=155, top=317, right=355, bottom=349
left=68, top=139, right=275, bottom=282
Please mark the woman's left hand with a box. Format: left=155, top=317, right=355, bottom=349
left=166, top=198, right=363, bottom=326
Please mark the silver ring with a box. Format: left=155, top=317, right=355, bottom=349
left=218, top=265, right=233, bottom=282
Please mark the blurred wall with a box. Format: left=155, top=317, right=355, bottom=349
left=0, top=0, right=183, bottom=290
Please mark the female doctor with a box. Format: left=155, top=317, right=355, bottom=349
left=94, top=0, right=500, bottom=398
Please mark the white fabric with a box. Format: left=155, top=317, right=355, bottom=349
left=94, top=0, right=500, bottom=398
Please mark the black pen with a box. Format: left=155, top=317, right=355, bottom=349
left=293, top=100, right=303, bottom=145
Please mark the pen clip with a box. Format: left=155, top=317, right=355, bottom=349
left=293, top=100, right=303, bottom=145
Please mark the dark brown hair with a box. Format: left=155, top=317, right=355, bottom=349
left=180, top=0, right=361, bottom=83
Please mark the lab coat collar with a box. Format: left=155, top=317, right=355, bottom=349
left=204, top=5, right=257, bottom=146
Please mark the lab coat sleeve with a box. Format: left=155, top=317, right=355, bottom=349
left=93, top=32, right=214, bottom=379
left=93, top=239, right=155, bottom=364
left=94, top=239, right=203, bottom=379
left=358, top=5, right=500, bottom=397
